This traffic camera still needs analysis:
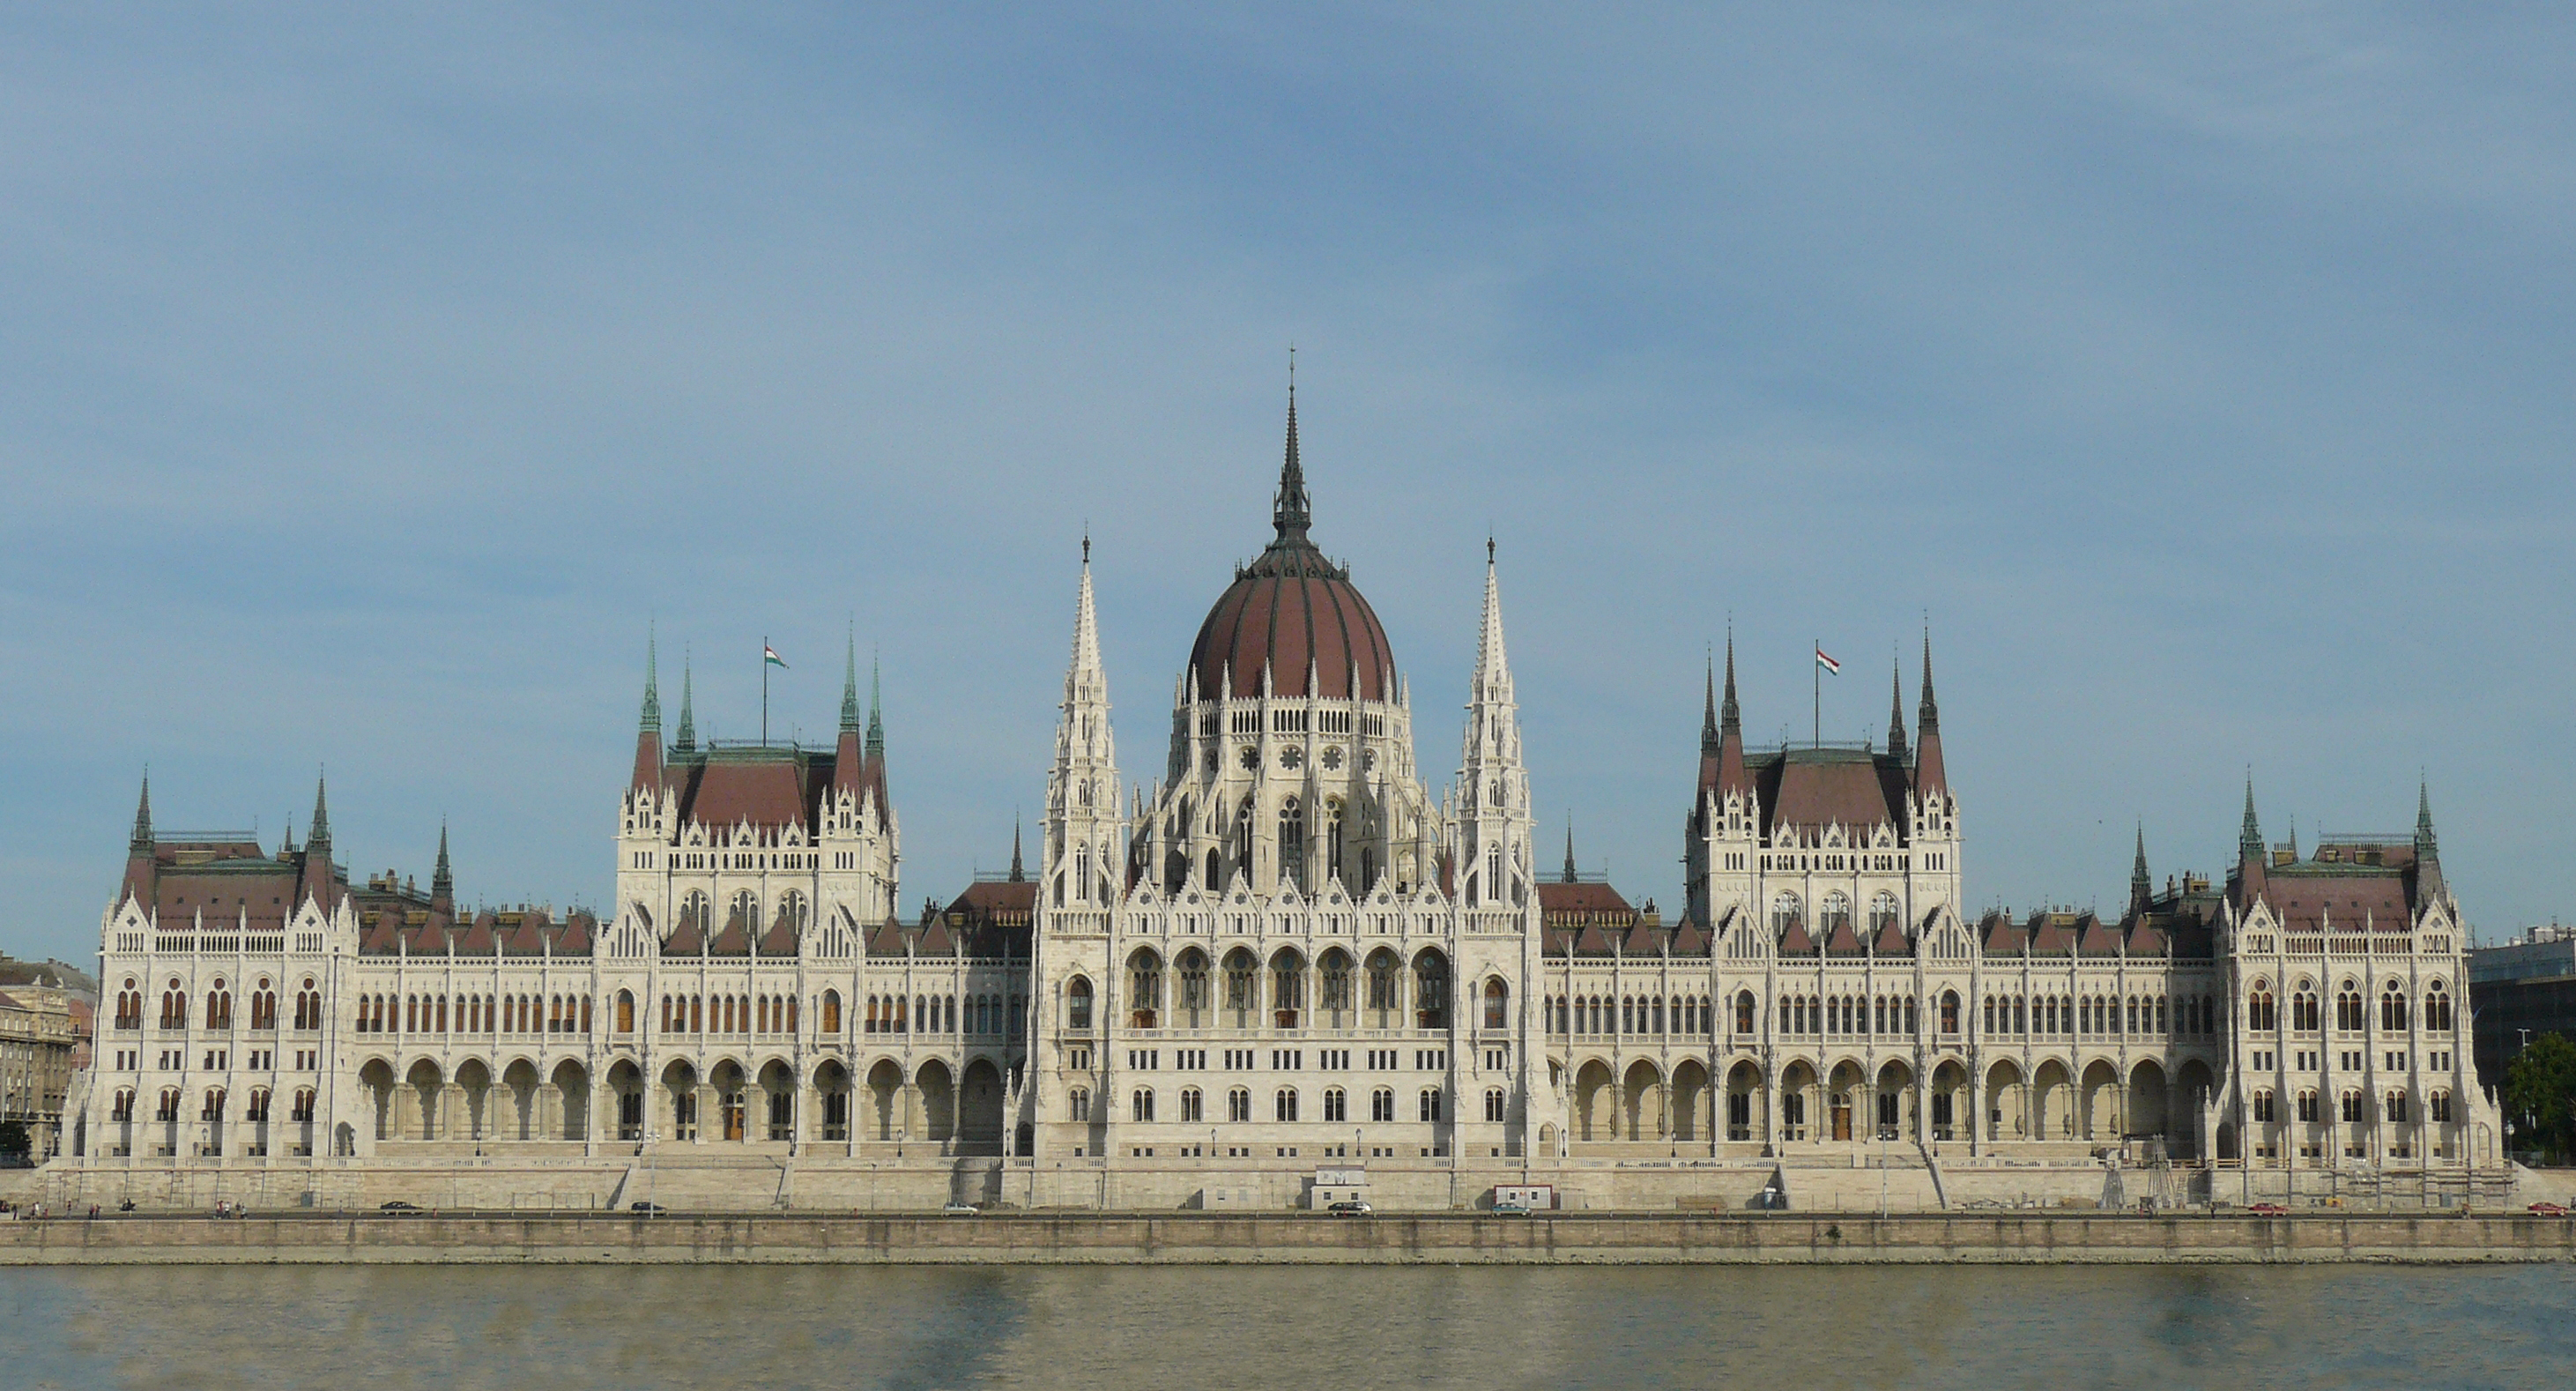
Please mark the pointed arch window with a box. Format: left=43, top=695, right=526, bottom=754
left=1325, top=800, right=1345, bottom=885
left=1279, top=797, right=1306, bottom=893
left=1869, top=892, right=1901, bottom=936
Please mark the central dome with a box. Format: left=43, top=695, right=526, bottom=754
left=1185, top=395, right=1397, bottom=702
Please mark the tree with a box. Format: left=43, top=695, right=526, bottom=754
left=2505, top=1032, right=2576, bottom=1164
left=0, top=1120, right=26, bottom=1161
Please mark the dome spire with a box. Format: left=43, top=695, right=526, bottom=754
left=1274, top=351, right=1310, bottom=543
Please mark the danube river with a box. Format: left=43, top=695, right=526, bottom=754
left=5, top=1263, right=2570, bottom=1389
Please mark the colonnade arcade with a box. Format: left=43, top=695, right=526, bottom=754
left=352, top=1050, right=1018, bottom=1154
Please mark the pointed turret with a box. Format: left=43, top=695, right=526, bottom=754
left=297, top=774, right=340, bottom=913
left=1043, top=539, right=1120, bottom=911
left=674, top=658, right=697, bottom=754
left=121, top=772, right=156, bottom=908
left=1562, top=818, right=1578, bottom=884
left=832, top=629, right=867, bottom=806
left=1010, top=816, right=1026, bottom=883
left=1273, top=380, right=1310, bottom=543
left=130, top=772, right=153, bottom=852
left=431, top=822, right=455, bottom=914
left=1886, top=656, right=1910, bottom=765
left=1699, top=657, right=1719, bottom=756
left=1471, top=539, right=1510, bottom=703
left=632, top=634, right=664, bottom=792
left=1457, top=541, right=1533, bottom=912
left=860, top=653, right=891, bottom=831
left=2415, top=778, right=2445, bottom=900
left=1912, top=631, right=1947, bottom=797
left=2233, top=773, right=2268, bottom=905
left=2128, top=826, right=2151, bottom=920
left=1704, top=632, right=1749, bottom=802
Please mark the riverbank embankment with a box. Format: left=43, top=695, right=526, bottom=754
left=1, top=1210, right=2571, bottom=1265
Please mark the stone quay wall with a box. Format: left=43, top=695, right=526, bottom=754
left=0, top=1211, right=2572, bottom=1266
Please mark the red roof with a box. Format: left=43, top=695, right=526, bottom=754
left=1755, top=748, right=1908, bottom=838
left=1188, top=539, right=1395, bottom=701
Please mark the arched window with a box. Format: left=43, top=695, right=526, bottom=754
left=2424, top=982, right=2454, bottom=1032
left=1069, top=1089, right=1092, bottom=1122
left=1320, top=951, right=1353, bottom=1018
left=1324, top=1087, right=1347, bottom=1122
left=1075, top=843, right=1092, bottom=904
left=2297, top=1090, right=2320, bottom=1124
left=1066, top=977, right=1094, bottom=1031
left=1869, top=892, right=1901, bottom=935
left=1131, top=1088, right=1154, bottom=1122
left=1228, top=1088, right=1251, bottom=1123
left=1274, top=1088, right=1299, bottom=1123
left=1419, top=1088, right=1444, bottom=1122
left=1370, top=1088, right=1394, bottom=1122
left=2380, top=982, right=2407, bottom=1033
left=1365, top=950, right=1399, bottom=1019
left=1413, top=950, right=1449, bottom=1029
left=1279, top=797, right=1306, bottom=893
left=822, top=990, right=843, bottom=1034
left=1224, top=949, right=1258, bottom=1021
left=2335, top=982, right=2364, bottom=1033
left=1271, top=950, right=1305, bottom=1023
left=729, top=889, right=761, bottom=938
left=1178, top=949, right=1211, bottom=1025
left=2386, top=1091, right=2410, bottom=1124
left=1181, top=1087, right=1205, bottom=1122
left=615, top=990, right=635, bottom=1034
left=2292, top=984, right=2320, bottom=1033
left=1819, top=893, right=1852, bottom=936
left=1129, top=950, right=1164, bottom=1028
left=1736, top=991, right=1756, bottom=1035
left=160, top=981, right=187, bottom=1030
left=1940, top=990, right=1960, bottom=1036
left=2340, top=1091, right=2364, bottom=1124
left=2248, top=981, right=2277, bottom=1032
left=1483, top=978, right=1509, bottom=1030
left=1770, top=892, right=1803, bottom=936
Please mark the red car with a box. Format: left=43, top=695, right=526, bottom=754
left=2246, top=1202, right=2288, bottom=1216
left=2528, top=1201, right=2569, bottom=1216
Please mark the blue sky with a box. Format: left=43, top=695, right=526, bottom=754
left=4, top=5, right=2572, bottom=963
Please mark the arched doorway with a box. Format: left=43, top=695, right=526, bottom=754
left=917, top=1060, right=955, bottom=1142
left=960, top=1060, right=1006, bottom=1152
left=1670, top=1059, right=1711, bottom=1142
left=2080, top=1060, right=2122, bottom=1141
left=1723, top=1060, right=1764, bottom=1142
left=1573, top=1060, right=1614, bottom=1142
left=2127, top=1059, right=2169, bottom=1142
left=1622, top=1060, right=1665, bottom=1142
left=1985, top=1060, right=2024, bottom=1141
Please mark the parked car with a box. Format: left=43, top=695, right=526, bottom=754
left=941, top=1201, right=979, bottom=1216
left=1328, top=1200, right=1373, bottom=1216
left=1491, top=1202, right=1533, bottom=1217
left=629, top=1201, right=667, bottom=1214
left=377, top=1201, right=422, bottom=1213
left=2528, top=1201, right=2568, bottom=1217
left=2246, top=1202, right=2288, bottom=1216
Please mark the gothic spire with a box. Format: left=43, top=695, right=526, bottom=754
left=2238, top=773, right=2263, bottom=866
left=1912, top=629, right=1948, bottom=796
left=2129, top=825, right=2151, bottom=919
left=865, top=653, right=885, bottom=760
left=1700, top=653, right=1719, bottom=755
left=2416, top=777, right=2439, bottom=861
left=1472, top=539, right=1510, bottom=700
left=840, top=626, right=862, bottom=734
left=675, top=656, right=697, bottom=753
left=306, top=773, right=331, bottom=852
left=1886, top=653, right=1910, bottom=764
left=1917, top=629, right=1940, bottom=735
left=1273, top=370, right=1311, bottom=544
left=1721, top=629, right=1741, bottom=735
left=431, top=822, right=454, bottom=910
left=1010, top=815, right=1026, bottom=883
left=1563, top=817, right=1578, bottom=884
left=640, top=629, right=662, bottom=733
left=130, top=771, right=152, bottom=852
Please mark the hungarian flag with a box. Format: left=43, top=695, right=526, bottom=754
left=1815, top=646, right=1839, bottom=674
left=764, top=644, right=788, bottom=670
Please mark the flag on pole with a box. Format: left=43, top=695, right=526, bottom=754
left=1815, top=646, right=1840, bottom=675
left=765, top=645, right=788, bottom=669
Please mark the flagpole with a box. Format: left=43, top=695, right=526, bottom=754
left=1813, top=636, right=1821, bottom=748
left=762, top=635, right=770, bottom=746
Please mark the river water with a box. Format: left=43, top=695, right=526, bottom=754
left=5, top=1263, right=2570, bottom=1389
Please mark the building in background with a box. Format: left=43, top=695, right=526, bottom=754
left=0, top=956, right=93, bottom=1157
left=2468, top=925, right=2576, bottom=1092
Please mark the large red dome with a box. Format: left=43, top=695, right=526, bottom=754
left=1185, top=393, right=1397, bottom=702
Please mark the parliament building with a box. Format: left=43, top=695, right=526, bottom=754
left=63, top=395, right=2505, bottom=1209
